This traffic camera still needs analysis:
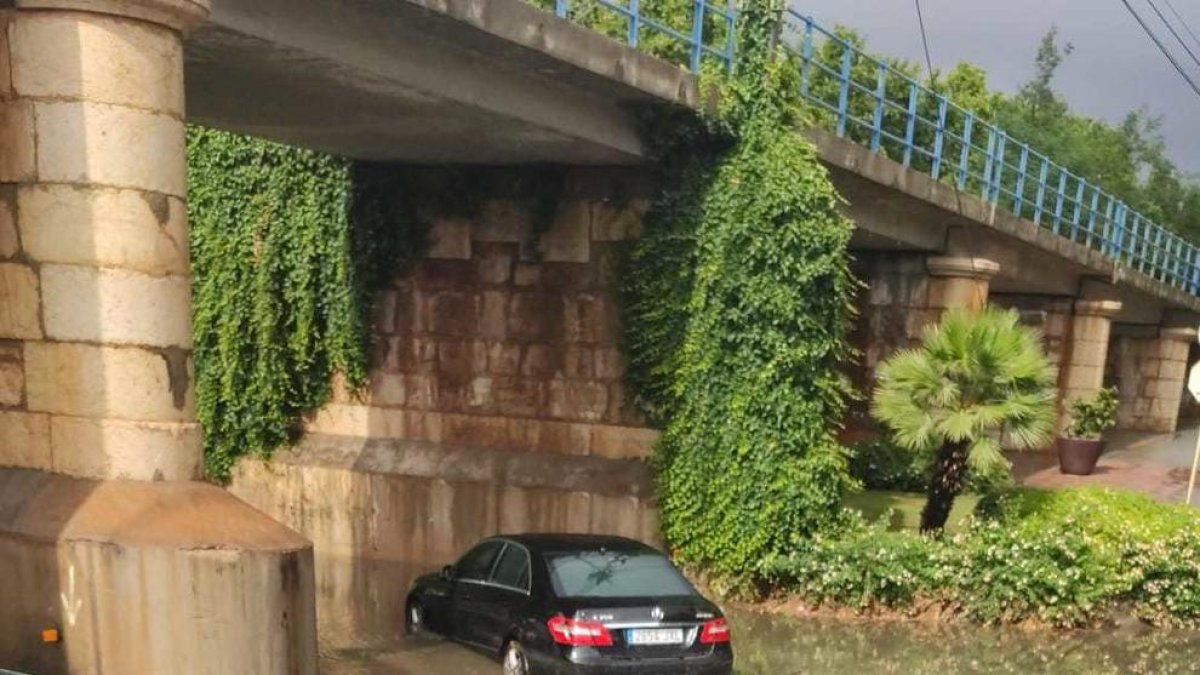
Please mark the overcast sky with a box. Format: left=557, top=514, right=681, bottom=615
left=790, top=0, right=1200, bottom=174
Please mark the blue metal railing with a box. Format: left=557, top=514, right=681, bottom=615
left=536, top=2, right=1200, bottom=296
left=546, top=1, right=737, bottom=72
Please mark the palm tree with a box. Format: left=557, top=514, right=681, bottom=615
left=871, top=307, right=1056, bottom=532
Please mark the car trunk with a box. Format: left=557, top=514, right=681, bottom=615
left=559, top=595, right=719, bottom=659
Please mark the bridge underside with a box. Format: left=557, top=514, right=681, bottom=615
left=185, top=0, right=698, bottom=164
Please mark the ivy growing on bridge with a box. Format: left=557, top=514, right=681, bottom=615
left=621, top=1, right=858, bottom=578
left=187, top=128, right=422, bottom=480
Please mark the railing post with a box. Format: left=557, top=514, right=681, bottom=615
left=1111, top=202, right=1127, bottom=260
left=800, top=19, right=814, bottom=97
left=902, top=82, right=918, bottom=167
left=981, top=127, right=996, bottom=200
left=1191, top=248, right=1200, bottom=295
left=1070, top=179, right=1085, bottom=241
left=1100, top=197, right=1115, bottom=256
left=836, top=46, right=852, bottom=137
left=555, top=0, right=567, bottom=18
left=628, top=0, right=641, bottom=47
left=1086, top=187, right=1101, bottom=249
left=689, top=0, right=706, bottom=73
left=989, top=131, right=1007, bottom=203
left=931, top=96, right=948, bottom=180
left=1013, top=144, right=1029, bottom=218
left=1131, top=214, right=1145, bottom=273
left=1175, top=237, right=1186, bottom=288
left=869, top=62, right=886, bottom=152
left=1151, top=227, right=1164, bottom=281
left=957, top=113, right=974, bottom=190
left=1052, top=169, right=1067, bottom=234
left=1033, top=157, right=1049, bottom=225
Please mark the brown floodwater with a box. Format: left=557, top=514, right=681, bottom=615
left=316, top=555, right=1200, bottom=674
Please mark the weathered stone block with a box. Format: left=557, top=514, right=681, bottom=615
left=590, top=425, right=658, bottom=460
left=50, top=415, right=201, bottom=480
left=1159, top=358, right=1187, bottom=382
left=480, top=290, right=508, bottom=341
left=0, top=14, right=10, bottom=96
left=368, top=372, right=407, bottom=406
left=404, top=374, right=437, bottom=409
left=593, top=347, right=623, bottom=380
left=18, top=186, right=190, bottom=273
left=508, top=292, right=557, bottom=342
left=0, top=187, right=18, bottom=259
left=591, top=198, right=647, bottom=242
left=427, top=217, right=471, bottom=259
left=0, top=99, right=36, bottom=182
left=540, top=200, right=591, bottom=263
left=513, top=262, right=541, bottom=287
left=1069, top=339, right=1108, bottom=368
left=11, top=12, right=184, bottom=114
left=473, top=200, right=528, bottom=243
left=0, top=262, right=41, bottom=340
left=0, top=410, right=50, bottom=470
left=1061, top=365, right=1103, bottom=391
left=25, top=342, right=194, bottom=421
left=589, top=495, right=641, bottom=539
left=374, top=290, right=397, bottom=334
left=34, top=101, right=185, bottom=196
left=491, top=377, right=541, bottom=417
left=41, top=264, right=193, bottom=347
left=487, top=343, right=521, bottom=376
left=475, top=245, right=513, bottom=284
left=429, top=291, right=477, bottom=337
left=573, top=295, right=618, bottom=345
left=0, top=341, right=23, bottom=407
left=547, top=380, right=608, bottom=421
left=437, top=341, right=481, bottom=381
left=563, top=346, right=594, bottom=379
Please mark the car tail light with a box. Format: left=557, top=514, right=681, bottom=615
left=699, top=617, right=730, bottom=644
left=547, top=615, right=614, bottom=647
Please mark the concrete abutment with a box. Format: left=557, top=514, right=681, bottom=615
left=0, top=3, right=317, bottom=672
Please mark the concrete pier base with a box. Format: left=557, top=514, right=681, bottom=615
left=0, top=468, right=318, bottom=675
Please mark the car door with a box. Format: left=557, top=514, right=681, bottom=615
left=473, top=542, right=532, bottom=652
left=450, top=540, right=505, bottom=644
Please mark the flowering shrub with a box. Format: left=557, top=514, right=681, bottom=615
left=761, top=487, right=1200, bottom=627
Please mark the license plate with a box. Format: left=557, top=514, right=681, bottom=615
left=626, top=628, right=685, bottom=645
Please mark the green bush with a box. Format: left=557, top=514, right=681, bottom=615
left=763, top=487, right=1200, bottom=627
left=848, top=438, right=1013, bottom=495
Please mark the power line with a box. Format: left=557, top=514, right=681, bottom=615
left=913, top=0, right=937, bottom=83
left=1145, top=0, right=1200, bottom=70
left=1162, top=0, right=1200, bottom=54
left=1118, top=0, right=1200, bottom=99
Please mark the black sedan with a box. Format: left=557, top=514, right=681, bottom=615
left=405, top=534, right=734, bottom=675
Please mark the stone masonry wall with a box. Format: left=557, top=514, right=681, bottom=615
left=1108, top=326, right=1191, bottom=433
left=305, top=168, right=659, bottom=460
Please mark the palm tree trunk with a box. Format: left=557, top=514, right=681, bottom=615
left=920, top=439, right=971, bottom=533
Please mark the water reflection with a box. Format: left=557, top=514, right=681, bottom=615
left=316, top=554, right=1200, bottom=674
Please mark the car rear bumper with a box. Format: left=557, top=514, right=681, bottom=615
left=530, top=649, right=734, bottom=675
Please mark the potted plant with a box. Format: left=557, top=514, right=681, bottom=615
left=1058, top=387, right=1119, bottom=475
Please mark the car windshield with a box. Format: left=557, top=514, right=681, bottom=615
left=543, top=549, right=696, bottom=598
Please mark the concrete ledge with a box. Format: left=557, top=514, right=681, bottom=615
left=0, top=468, right=317, bottom=675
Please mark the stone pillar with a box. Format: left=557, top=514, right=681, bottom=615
left=1111, top=320, right=1196, bottom=433
left=1, top=0, right=206, bottom=480
left=1057, top=299, right=1122, bottom=432
left=925, top=256, right=999, bottom=315
left=847, top=254, right=998, bottom=434
left=0, top=4, right=318, bottom=673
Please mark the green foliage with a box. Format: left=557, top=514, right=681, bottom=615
left=187, top=127, right=420, bottom=480
left=1064, top=386, right=1119, bottom=440
left=622, top=1, right=857, bottom=577
left=849, top=437, right=1012, bottom=495
left=763, top=486, right=1200, bottom=627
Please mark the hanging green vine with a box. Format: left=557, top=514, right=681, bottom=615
left=621, top=1, right=858, bottom=578
left=187, top=128, right=422, bottom=480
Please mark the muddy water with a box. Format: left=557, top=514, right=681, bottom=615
left=316, top=555, right=1200, bottom=674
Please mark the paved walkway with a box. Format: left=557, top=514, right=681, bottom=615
left=1010, top=424, right=1200, bottom=506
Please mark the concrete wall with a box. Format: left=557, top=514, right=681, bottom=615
left=229, top=167, right=662, bottom=648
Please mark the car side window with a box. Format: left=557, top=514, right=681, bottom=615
left=490, top=543, right=531, bottom=592
left=456, top=541, right=504, bottom=581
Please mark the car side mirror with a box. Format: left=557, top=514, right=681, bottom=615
left=440, top=565, right=455, bottom=581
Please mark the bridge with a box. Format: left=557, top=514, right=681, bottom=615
left=1, top=1, right=1197, bottom=673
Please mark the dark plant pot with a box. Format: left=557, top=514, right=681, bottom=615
left=1057, top=437, right=1105, bottom=475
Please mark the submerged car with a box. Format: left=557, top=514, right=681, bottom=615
left=406, top=534, right=734, bottom=675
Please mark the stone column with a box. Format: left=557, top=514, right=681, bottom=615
left=925, top=256, right=1000, bottom=315
left=0, top=4, right=318, bottom=674
left=1111, top=319, right=1196, bottom=433
left=1057, top=299, right=1122, bottom=432
left=1, top=0, right=206, bottom=480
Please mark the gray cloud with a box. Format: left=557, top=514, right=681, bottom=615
left=789, top=0, right=1200, bottom=173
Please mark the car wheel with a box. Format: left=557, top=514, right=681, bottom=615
left=502, top=640, right=530, bottom=675
left=405, top=599, right=426, bottom=636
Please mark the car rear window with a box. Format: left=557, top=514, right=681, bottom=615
left=543, top=550, right=696, bottom=598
